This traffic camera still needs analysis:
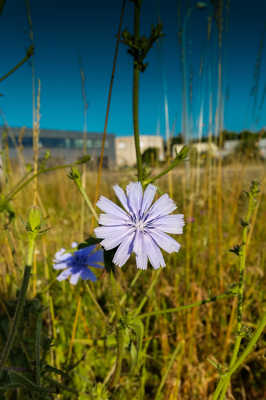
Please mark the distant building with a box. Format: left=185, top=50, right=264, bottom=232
left=3, top=126, right=263, bottom=170
left=115, top=135, right=164, bottom=167
left=0, top=127, right=116, bottom=167
left=218, top=139, right=266, bottom=159
left=218, top=140, right=239, bottom=158
left=172, top=142, right=219, bottom=158
left=173, top=139, right=266, bottom=160
left=258, top=138, right=266, bottom=159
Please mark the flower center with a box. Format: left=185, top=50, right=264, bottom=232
left=135, top=220, right=145, bottom=231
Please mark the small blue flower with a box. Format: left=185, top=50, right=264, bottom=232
left=94, top=182, right=185, bottom=270
left=53, top=244, right=104, bottom=284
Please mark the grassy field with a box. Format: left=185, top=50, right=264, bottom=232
left=0, top=159, right=265, bottom=399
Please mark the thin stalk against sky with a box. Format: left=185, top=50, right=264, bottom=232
left=94, top=0, right=126, bottom=206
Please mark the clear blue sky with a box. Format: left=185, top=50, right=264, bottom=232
left=0, top=0, right=265, bottom=138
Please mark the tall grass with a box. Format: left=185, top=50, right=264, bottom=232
left=0, top=161, right=265, bottom=399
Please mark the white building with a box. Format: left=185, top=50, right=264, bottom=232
left=115, top=135, right=164, bottom=167
left=172, top=142, right=219, bottom=158
left=173, top=139, right=266, bottom=159
left=258, top=138, right=266, bottom=158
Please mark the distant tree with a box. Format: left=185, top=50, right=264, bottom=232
left=200, top=136, right=212, bottom=142
left=171, top=134, right=184, bottom=145
left=235, top=131, right=260, bottom=160
left=141, top=147, right=159, bottom=166
left=240, top=130, right=256, bottom=140
left=216, top=130, right=240, bottom=148
left=170, top=134, right=184, bottom=153
left=222, top=130, right=240, bottom=141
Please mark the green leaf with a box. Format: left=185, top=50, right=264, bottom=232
left=103, top=247, right=117, bottom=274
left=26, top=163, right=33, bottom=172
left=0, top=196, right=15, bottom=222
left=128, top=317, right=144, bottom=371
left=175, top=145, right=189, bottom=160
left=0, top=383, right=25, bottom=392
left=229, top=244, right=242, bottom=256
left=75, top=154, right=91, bottom=165
left=68, top=167, right=81, bottom=183
left=129, top=341, right=138, bottom=371
left=44, top=365, right=70, bottom=379
left=123, top=327, right=130, bottom=349
left=39, top=151, right=51, bottom=170
left=27, top=207, right=42, bottom=232
left=7, top=370, right=54, bottom=394
left=78, top=237, right=101, bottom=249
left=240, top=218, right=249, bottom=228
left=45, top=377, right=78, bottom=394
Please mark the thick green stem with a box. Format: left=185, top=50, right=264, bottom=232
left=35, top=314, right=42, bottom=386
left=212, top=183, right=258, bottom=399
left=133, top=2, right=143, bottom=182
left=213, top=311, right=266, bottom=400
left=227, top=311, right=266, bottom=375
left=0, top=235, right=36, bottom=376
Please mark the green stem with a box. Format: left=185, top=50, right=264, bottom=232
left=213, top=311, right=266, bottom=400
left=144, top=157, right=185, bottom=186
left=110, top=326, right=124, bottom=388
left=231, top=199, right=252, bottom=348
left=74, top=179, right=99, bottom=221
left=143, top=146, right=188, bottom=186
left=35, top=313, right=42, bottom=386
left=155, top=342, right=184, bottom=400
left=85, top=283, right=107, bottom=323
left=133, top=1, right=143, bottom=182
left=109, top=272, right=124, bottom=388
left=139, top=291, right=233, bottom=319
left=0, top=45, right=34, bottom=83
left=5, top=169, right=33, bottom=200
left=109, top=270, right=142, bottom=324
left=0, top=234, right=36, bottom=376
left=212, top=379, right=225, bottom=400
left=0, top=369, right=56, bottom=394
left=212, top=183, right=258, bottom=399
left=227, top=311, right=266, bottom=375
left=216, top=377, right=228, bottom=400
left=134, top=269, right=161, bottom=317
left=5, top=163, right=78, bottom=202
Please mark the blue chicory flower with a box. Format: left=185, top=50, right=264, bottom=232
left=53, top=244, right=104, bottom=284
left=94, top=182, right=185, bottom=270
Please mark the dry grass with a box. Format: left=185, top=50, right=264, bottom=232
left=0, top=160, right=265, bottom=399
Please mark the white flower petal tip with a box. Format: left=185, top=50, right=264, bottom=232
left=113, top=184, right=130, bottom=213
